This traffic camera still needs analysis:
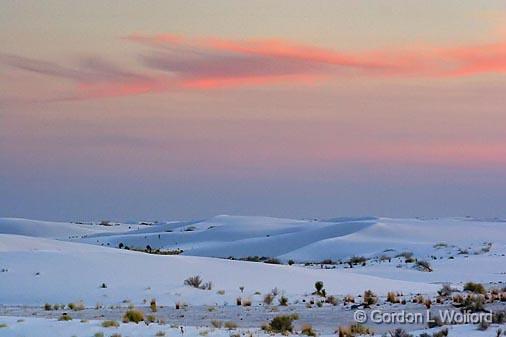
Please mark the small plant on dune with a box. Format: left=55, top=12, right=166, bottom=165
left=263, top=293, right=274, bottom=305
left=241, top=298, right=252, bottom=306
left=94, top=333, right=104, bottom=337
left=183, top=275, right=210, bottom=289
left=313, top=281, right=326, bottom=297
left=224, top=321, right=238, bottom=329
left=236, top=297, right=242, bottom=306
left=68, top=301, right=85, bottom=311
left=100, top=283, right=107, bottom=288
left=349, top=256, right=367, bottom=265
left=216, top=289, right=225, bottom=295
left=437, top=284, right=454, bottom=297
left=461, top=294, right=485, bottom=312
left=278, top=295, right=289, bottom=306
left=415, top=260, right=433, bottom=272
left=326, top=295, right=338, bottom=306
left=337, top=324, right=373, bottom=337
left=387, top=291, right=400, bottom=304
left=122, top=309, right=144, bottom=323
left=343, top=294, right=355, bottom=304
left=0, top=324, right=7, bottom=328
left=44, top=303, right=52, bottom=311
left=146, top=314, right=156, bottom=323
left=110, top=334, right=122, bottom=337
left=301, top=323, right=317, bottom=336
left=464, top=282, right=486, bottom=294
left=150, top=298, right=157, bottom=312
left=58, top=313, right=72, bottom=321
left=211, top=320, right=223, bottom=328
left=155, top=331, right=166, bottom=337
left=363, top=290, right=378, bottom=307
left=262, top=314, right=299, bottom=333
left=101, top=320, right=119, bottom=328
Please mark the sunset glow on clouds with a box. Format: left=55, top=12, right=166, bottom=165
left=1, top=1, right=506, bottom=220
left=3, top=33, right=506, bottom=100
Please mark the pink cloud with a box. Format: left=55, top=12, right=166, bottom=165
left=3, top=34, right=506, bottom=101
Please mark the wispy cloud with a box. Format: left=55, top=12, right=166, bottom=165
left=2, top=33, right=506, bottom=101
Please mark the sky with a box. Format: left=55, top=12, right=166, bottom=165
left=1, top=1, right=506, bottom=221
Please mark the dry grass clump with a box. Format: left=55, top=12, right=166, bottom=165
left=262, top=314, right=299, bottom=334
left=278, top=295, right=289, bottom=306
left=463, top=282, right=486, bottom=294
left=101, top=320, right=119, bottom=328
left=184, top=275, right=212, bottom=290
left=224, top=321, right=238, bottom=329
left=325, top=295, right=338, bottom=306
left=122, top=309, right=144, bottom=323
left=58, top=313, right=72, bottom=321
left=343, top=294, right=355, bottom=304
left=301, top=323, right=317, bottom=336
left=150, top=298, right=157, bottom=312
left=363, top=290, right=378, bottom=307
left=337, top=324, right=373, bottom=337
left=263, top=293, right=274, bottom=305
left=155, top=331, right=166, bottom=337
left=387, top=291, right=400, bottom=303
left=68, top=301, right=85, bottom=311
left=241, top=298, right=252, bottom=306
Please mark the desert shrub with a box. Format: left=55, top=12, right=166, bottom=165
left=236, top=297, right=242, bottom=306
left=288, top=259, right=295, bottom=265
left=313, top=281, right=326, bottom=297
left=94, top=333, right=104, bottom=337
left=184, top=275, right=212, bottom=290
left=122, top=309, right=144, bottom=323
left=464, top=282, right=486, bottom=294
left=326, top=295, right=338, bottom=306
left=262, top=314, right=299, bottom=333
left=387, top=291, right=400, bottom=303
left=433, top=242, right=448, bottom=249
left=101, top=320, right=119, bottom=328
left=68, top=301, right=85, bottom=311
left=224, top=321, right=238, bottom=329
left=58, top=313, right=72, bottom=321
left=416, top=260, right=433, bottom=272
left=110, top=334, right=122, bottom=337
left=100, top=283, right=107, bottom=288
left=216, top=290, right=225, bottom=295
left=242, top=298, right=252, bottom=306
left=211, top=320, right=223, bottom=328
left=301, top=324, right=317, bottom=336
left=462, top=294, right=485, bottom=312
left=337, top=324, right=373, bottom=337
left=343, top=294, right=355, bottom=303
left=155, top=331, right=166, bottom=337
left=150, top=299, right=157, bottom=312
left=263, top=293, right=274, bottom=305
left=0, top=324, right=7, bottom=328
left=271, top=287, right=280, bottom=296
left=278, top=295, right=289, bottom=306
left=349, top=256, right=367, bottom=265
left=44, top=303, right=52, bottom=311
left=363, top=290, right=378, bottom=307
left=437, top=284, right=454, bottom=297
